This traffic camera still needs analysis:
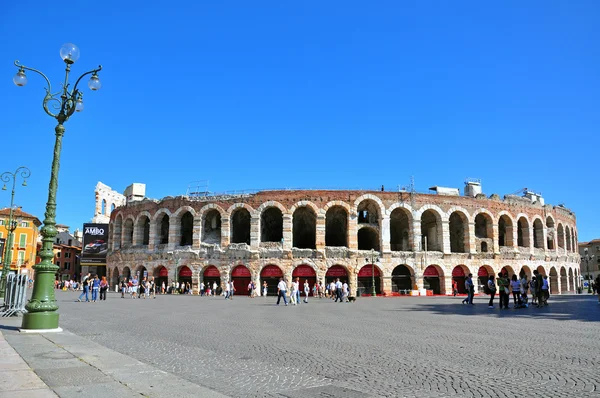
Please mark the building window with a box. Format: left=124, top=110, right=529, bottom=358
left=64, top=252, right=71, bottom=258
left=0, top=219, right=4, bottom=226
left=65, top=262, right=71, bottom=270
left=56, top=261, right=60, bottom=267
left=20, top=221, right=29, bottom=228
left=17, top=251, right=25, bottom=265
left=19, top=233, right=27, bottom=248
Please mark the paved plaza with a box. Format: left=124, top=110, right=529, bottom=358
left=2, top=291, right=600, bottom=397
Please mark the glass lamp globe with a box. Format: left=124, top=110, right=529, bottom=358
left=88, top=74, right=101, bottom=91
left=13, top=70, right=27, bottom=87
left=75, top=98, right=84, bottom=112
left=60, top=43, right=80, bottom=64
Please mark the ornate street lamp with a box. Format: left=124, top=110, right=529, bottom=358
left=0, top=167, right=30, bottom=301
left=582, top=248, right=594, bottom=294
left=13, top=44, right=102, bottom=330
left=365, top=248, right=380, bottom=296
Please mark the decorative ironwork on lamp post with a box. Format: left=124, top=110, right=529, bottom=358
left=13, top=44, right=102, bottom=330
left=0, top=166, right=30, bottom=300
left=365, top=248, right=380, bottom=296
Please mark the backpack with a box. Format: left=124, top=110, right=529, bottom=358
left=483, top=283, right=491, bottom=294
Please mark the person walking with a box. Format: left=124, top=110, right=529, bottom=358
left=520, top=274, right=529, bottom=307
left=262, top=281, right=268, bottom=297
left=487, top=275, right=496, bottom=308
left=99, top=276, right=109, bottom=301
left=510, top=274, right=521, bottom=308
left=77, top=273, right=91, bottom=302
left=276, top=277, right=288, bottom=306
left=161, top=281, right=165, bottom=295
left=91, top=275, right=100, bottom=302
left=224, top=281, right=231, bottom=299
left=230, top=280, right=235, bottom=299
left=497, top=272, right=509, bottom=309
left=542, top=275, right=550, bottom=305
left=533, top=270, right=544, bottom=307
left=303, top=280, right=310, bottom=303
left=334, top=278, right=343, bottom=303
left=212, top=282, right=218, bottom=297
left=462, top=273, right=474, bottom=304
left=200, top=281, right=205, bottom=297
left=595, top=275, right=600, bottom=304
left=452, top=279, right=458, bottom=296
left=290, top=279, right=299, bottom=305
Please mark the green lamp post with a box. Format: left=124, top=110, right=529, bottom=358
left=365, top=248, right=380, bottom=296
left=13, top=44, right=102, bottom=330
left=0, top=167, right=30, bottom=301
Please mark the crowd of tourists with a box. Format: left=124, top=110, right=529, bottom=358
left=75, top=273, right=110, bottom=302
left=274, top=277, right=351, bottom=306
left=479, top=269, right=551, bottom=309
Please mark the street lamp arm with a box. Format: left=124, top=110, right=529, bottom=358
left=13, top=61, right=58, bottom=118
left=72, top=65, right=102, bottom=93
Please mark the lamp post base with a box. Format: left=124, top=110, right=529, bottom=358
left=20, top=327, right=63, bottom=334
left=21, top=312, right=59, bottom=330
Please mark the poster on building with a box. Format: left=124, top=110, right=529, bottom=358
left=81, top=223, right=109, bottom=266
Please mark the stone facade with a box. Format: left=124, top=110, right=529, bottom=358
left=106, top=189, right=580, bottom=296
left=92, top=182, right=126, bottom=224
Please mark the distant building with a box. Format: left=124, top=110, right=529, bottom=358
left=578, top=240, right=600, bottom=283
left=0, top=207, right=41, bottom=277
left=37, top=225, right=83, bottom=281
left=92, top=182, right=145, bottom=224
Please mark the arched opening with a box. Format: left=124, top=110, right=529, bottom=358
left=357, top=264, right=382, bottom=296
left=135, top=265, right=148, bottom=284
left=159, top=214, right=170, bottom=245
left=391, top=265, right=413, bottom=293
left=517, top=217, right=530, bottom=248
left=135, top=216, right=150, bottom=246
left=110, top=203, right=116, bottom=213
left=565, top=226, right=572, bottom=252
left=519, top=265, right=532, bottom=280
left=178, top=266, right=192, bottom=292
left=231, top=265, right=251, bottom=295
left=546, top=217, right=555, bottom=250
left=390, top=208, right=411, bottom=251
left=478, top=266, right=493, bottom=291
left=449, top=212, right=468, bottom=253
left=292, top=207, right=316, bottom=249
left=568, top=268, right=574, bottom=292
left=452, top=265, right=469, bottom=294
left=560, top=267, right=568, bottom=293
left=325, top=206, right=348, bottom=247
left=420, top=210, right=442, bottom=251
left=261, top=207, right=283, bottom=243
left=292, top=265, right=317, bottom=296
left=154, top=266, right=168, bottom=292
left=122, top=266, right=131, bottom=281
left=474, top=213, right=493, bottom=253
left=498, top=215, right=513, bottom=247
left=101, top=199, right=106, bottom=215
left=557, top=224, right=565, bottom=249
left=357, top=199, right=380, bottom=225
left=114, top=215, right=123, bottom=250
left=533, top=219, right=544, bottom=249
left=202, top=210, right=222, bottom=245
left=203, top=266, right=221, bottom=294
left=549, top=267, right=559, bottom=294
left=111, top=267, right=120, bottom=287
left=325, top=265, right=348, bottom=285
left=357, top=227, right=380, bottom=251
left=123, top=219, right=134, bottom=247
left=500, top=265, right=515, bottom=279
left=536, top=266, right=546, bottom=276
left=423, top=265, right=443, bottom=294
left=231, top=208, right=251, bottom=244
left=180, top=212, right=193, bottom=246
left=260, top=264, right=283, bottom=296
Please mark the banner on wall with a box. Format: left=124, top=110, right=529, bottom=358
left=81, top=223, right=109, bottom=266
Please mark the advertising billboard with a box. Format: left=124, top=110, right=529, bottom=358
left=81, top=223, right=109, bottom=266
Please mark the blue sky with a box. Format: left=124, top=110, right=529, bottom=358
left=0, top=1, right=598, bottom=240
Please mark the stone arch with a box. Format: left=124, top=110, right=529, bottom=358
left=516, top=215, right=531, bottom=248
left=473, top=210, right=494, bottom=253
left=557, top=223, right=565, bottom=249
left=325, top=205, right=349, bottom=247
left=324, top=264, right=350, bottom=285
left=122, top=216, right=135, bottom=247
left=560, top=266, right=568, bottom=293
left=565, top=226, right=572, bottom=251
left=135, top=264, right=148, bottom=280
left=153, top=209, right=171, bottom=246
left=111, top=266, right=120, bottom=286
left=549, top=267, right=559, bottom=294
left=355, top=196, right=384, bottom=225
left=546, top=216, right=555, bottom=250
left=288, top=200, right=320, bottom=216
left=536, top=265, right=547, bottom=276
left=292, top=206, right=317, bottom=249
left=390, top=206, right=412, bottom=251
left=451, top=264, right=470, bottom=294
left=357, top=226, right=380, bottom=251
left=229, top=204, right=253, bottom=245
left=418, top=206, right=444, bottom=251
left=260, top=206, right=284, bottom=243
left=357, top=263, right=384, bottom=295
left=500, top=265, right=515, bottom=279
left=498, top=212, right=515, bottom=247
left=122, top=266, right=131, bottom=280
left=477, top=265, right=494, bottom=290
left=134, top=211, right=151, bottom=246
left=101, top=199, right=106, bottom=215
left=532, top=217, right=544, bottom=249
left=391, top=264, right=415, bottom=293
left=256, top=201, right=287, bottom=215
left=200, top=204, right=226, bottom=245
left=519, top=265, right=532, bottom=280
left=448, top=209, right=469, bottom=253
left=423, top=264, right=445, bottom=295
left=568, top=267, right=574, bottom=292
left=113, top=214, right=123, bottom=250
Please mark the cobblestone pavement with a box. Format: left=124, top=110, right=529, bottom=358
left=54, top=291, right=600, bottom=397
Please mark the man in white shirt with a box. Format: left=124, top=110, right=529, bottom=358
left=200, top=282, right=205, bottom=296
left=224, top=281, right=230, bottom=299
left=342, top=281, right=349, bottom=302
left=334, top=278, right=343, bottom=302
left=276, top=278, right=288, bottom=306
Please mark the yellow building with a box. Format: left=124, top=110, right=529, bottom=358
left=0, top=207, right=41, bottom=275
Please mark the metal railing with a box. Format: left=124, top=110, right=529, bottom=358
left=1, top=274, right=28, bottom=317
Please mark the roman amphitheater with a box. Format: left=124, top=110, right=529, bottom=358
left=105, top=182, right=580, bottom=297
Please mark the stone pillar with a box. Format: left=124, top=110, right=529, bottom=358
left=492, top=223, right=500, bottom=254
left=382, top=274, right=392, bottom=295
left=316, top=214, right=326, bottom=249
left=221, top=218, right=230, bottom=247
left=192, top=216, right=201, bottom=249
left=566, top=273, right=571, bottom=292
left=250, top=213, right=260, bottom=248
left=94, top=192, right=101, bottom=218
left=510, top=224, right=518, bottom=251
left=168, top=217, right=178, bottom=250
left=192, top=267, right=200, bottom=294
left=528, top=226, right=534, bottom=254
left=348, top=269, right=357, bottom=297
left=381, top=215, right=391, bottom=253
left=467, top=222, right=476, bottom=254
left=443, top=274, right=452, bottom=295
left=411, top=220, right=421, bottom=252
left=348, top=212, right=358, bottom=250
left=415, top=275, right=424, bottom=291
left=282, top=214, right=292, bottom=250
left=131, top=222, right=138, bottom=246
left=441, top=221, right=451, bottom=254
left=148, top=221, right=156, bottom=250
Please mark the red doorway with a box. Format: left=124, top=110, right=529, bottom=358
left=293, top=265, right=316, bottom=296
left=231, top=265, right=251, bottom=295
left=358, top=265, right=381, bottom=295
left=423, top=265, right=441, bottom=294
left=261, top=265, right=283, bottom=296
left=452, top=266, right=466, bottom=294
left=203, top=266, right=221, bottom=292
left=325, top=265, right=348, bottom=285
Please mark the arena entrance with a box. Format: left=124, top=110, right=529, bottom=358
left=423, top=265, right=442, bottom=294
left=478, top=266, right=492, bottom=291
left=231, top=265, right=251, bottom=296
left=178, top=266, right=193, bottom=291
left=261, top=264, right=283, bottom=296
left=325, top=265, right=348, bottom=285
left=391, top=265, right=413, bottom=293
left=293, top=265, right=317, bottom=296
left=451, top=266, right=468, bottom=294
left=357, top=264, right=381, bottom=296
left=154, top=266, right=168, bottom=292
left=203, top=266, right=221, bottom=293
